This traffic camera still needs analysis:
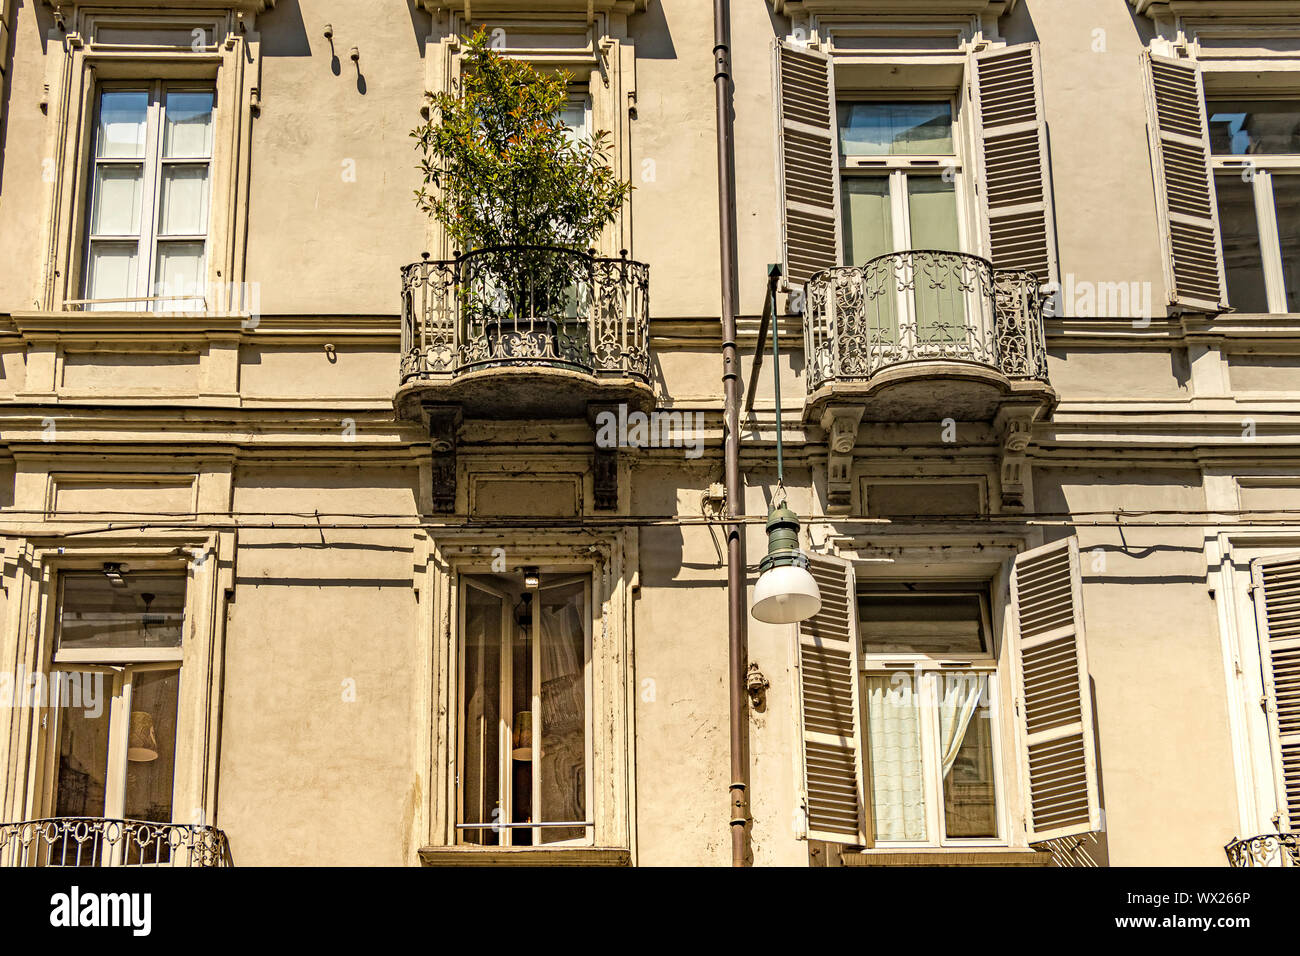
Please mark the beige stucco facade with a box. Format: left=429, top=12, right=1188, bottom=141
left=0, top=0, right=1296, bottom=867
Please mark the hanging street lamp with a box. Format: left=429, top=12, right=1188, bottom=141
left=750, top=263, right=821, bottom=625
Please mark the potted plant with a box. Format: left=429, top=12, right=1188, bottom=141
left=412, top=29, right=632, bottom=363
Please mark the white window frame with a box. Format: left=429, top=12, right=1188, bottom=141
left=857, top=585, right=1009, bottom=849
left=1209, top=528, right=1300, bottom=839
left=80, top=80, right=215, bottom=312
left=1209, top=139, right=1300, bottom=315
left=836, top=94, right=970, bottom=259
left=34, top=6, right=261, bottom=314
left=454, top=571, right=595, bottom=848
left=0, top=536, right=232, bottom=839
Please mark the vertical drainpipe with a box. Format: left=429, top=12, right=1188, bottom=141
left=712, top=0, right=750, bottom=867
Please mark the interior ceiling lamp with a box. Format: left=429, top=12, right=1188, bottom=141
left=750, top=264, right=821, bottom=626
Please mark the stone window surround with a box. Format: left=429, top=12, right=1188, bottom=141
left=0, top=531, right=234, bottom=832
left=419, top=5, right=638, bottom=258
left=35, top=2, right=265, bottom=314
left=415, top=529, right=636, bottom=862
left=808, top=530, right=1036, bottom=853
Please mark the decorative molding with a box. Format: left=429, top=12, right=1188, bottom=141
left=1129, top=0, right=1300, bottom=17
left=819, top=404, right=863, bottom=514
left=43, top=0, right=274, bottom=11
left=995, top=406, right=1036, bottom=511
left=425, top=405, right=462, bottom=515
left=418, top=845, right=631, bottom=866
left=417, top=1, right=647, bottom=14
left=771, top=0, right=1018, bottom=15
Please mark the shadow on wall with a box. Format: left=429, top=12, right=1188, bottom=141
left=630, top=0, right=676, bottom=60
left=258, top=0, right=311, bottom=57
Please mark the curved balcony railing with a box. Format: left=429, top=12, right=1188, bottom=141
left=0, top=817, right=231, bottom=868
left=400, top=245, right=651, bottom=385
left=1225, top=832, right=1299, bottom=867
left=804, top=250, right=1049, bottom=392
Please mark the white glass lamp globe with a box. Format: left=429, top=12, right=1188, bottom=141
left=752, top=561, right=821, bottom=624
left=750, top=503, right=822, bottom=624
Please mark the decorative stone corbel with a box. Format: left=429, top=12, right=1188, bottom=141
left=995, top=407, right=1035, bottom=511
left=425, top=404, right=462, bottom=514
left=819, top=404, right=863, bottom=514
left=588, top=402, right=620, bottom=511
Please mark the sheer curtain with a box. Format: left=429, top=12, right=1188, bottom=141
left=864, top=676, right=926, bottom=841
left=937, top=672, right=985, bottom=778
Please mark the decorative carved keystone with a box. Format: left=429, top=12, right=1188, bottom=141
left=819, top=404, right=864, bottom=514
left=995, top=407, right=1036, bottom=511
left=425, top=405, right=462, bottom=514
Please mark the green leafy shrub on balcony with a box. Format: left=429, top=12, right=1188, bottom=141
left=411, top=28, right=632, bottom=341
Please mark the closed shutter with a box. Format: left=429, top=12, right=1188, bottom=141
left=971, top=42, right=1059, bottom=286
left=774, top=40, right=842, bottom=288
left=1251, top=554, right=1300, bottom=830
left=795, top=553, right=868, bottom=845
left=1011, top=537, right=1102, bottom=843
left=1141, top=52, right=1227, bottom=312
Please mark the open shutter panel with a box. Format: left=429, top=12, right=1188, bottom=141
left=774, top=40, right=841, bottom=288
left=972, top=42, right=1059, bottom=286
left=1251, top=555, right=1300, bottom=830
left=795, top=553, right=868, bottom=845
left=1141, top=53, right=1227, bottom=312
left=1011, top=537, right=1102, bottom=843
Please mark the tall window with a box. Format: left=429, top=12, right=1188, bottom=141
left=82, top=83, right=214, bottom=311
left=837, top=100, right=968, bottom=340
left=858, top=589, right=1002, bottom=845
left=837, top=101, right=962, bottom=266
left=46, top=570, right=185, bottom=844
left=458, top=571, right=591, bottom=846
left=1209, top=99, right=1300, bottom=314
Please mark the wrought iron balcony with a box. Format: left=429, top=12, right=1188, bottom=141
left=803, top=250, right=1052, bottom=422
left=0, top=817, right=231, bottom=867
left=1225, top=832, right=1299, bottom=867
left=397, top=245, right=652, bottom=420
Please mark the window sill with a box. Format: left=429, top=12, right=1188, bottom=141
left=417, top=846, right=632, bottom=867
left=840, top=847, right=1051, bottom=866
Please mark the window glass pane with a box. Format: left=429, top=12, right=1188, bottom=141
left=124, top=669, right=180, bottom=824
left=1215, top=174, right=1269, bottom=313
left=838, top=102, right=953, bottom=157
left=842, top=177, right=893, bottom=266
left=843, top=177, right=899, bottom=339
left=54, top=672, right=110, bottom=818
left=1272, top=175, right=1300, bottom=312
left=461, top=583, right=503, bottom=845
left=163, top=91, right=214, bottom=158
left=96, top=91, right=148, bottom=159
left=937, top=672, right=998, bottom=838
left=85, top=243, right=140, bottom=307
left=558, top=99, right=588, bottom=145
left=1208, top=100, right=1300, bottom=155
left=859, top=593, right=986, bottom=655
left=907, top=178, right=964, bottom=335
left=57, top=572, right=186, bottom=651
left=907, top=177, right=960, bottom=250
left=157, top=165, right=210, bottom=235
left=154, top=241, right=206, bottom=307
left=864, top=676, right=926, bottom=841
left=90, top=164, right=144, bottom=235
left=510, top=591, right=532, bottom=842
left=538, top=580, right=586, bottom=843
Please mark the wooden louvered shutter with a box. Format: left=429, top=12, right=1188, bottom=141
left=795, top=553, right=868, bottom=845
left=1011, top=537, right=1101, bottom=843
left=774, top=40, right=842, bottom=288
left=1141, top=53, right=1227, bottom=312
left=1251, top=554, right=1300, bottom=830
left=971, top=42, right=1059, bottom=286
